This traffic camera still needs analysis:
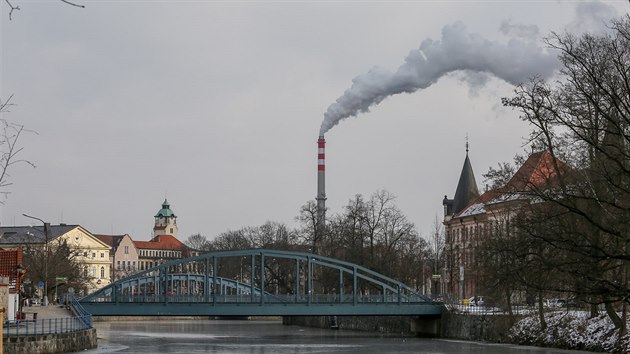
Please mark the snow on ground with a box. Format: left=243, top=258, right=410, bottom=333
left=509, top=311, right=630, bottom=352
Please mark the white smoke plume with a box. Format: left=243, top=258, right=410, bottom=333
left=499, top=20, right=540, bottom=40
left=320, top=22, right=559, bottom=135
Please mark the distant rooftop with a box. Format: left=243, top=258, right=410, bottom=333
left=0, top=224, right=79, bottom=245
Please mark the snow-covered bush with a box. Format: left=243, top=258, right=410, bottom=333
left=509, top=311, right=629, bottom=352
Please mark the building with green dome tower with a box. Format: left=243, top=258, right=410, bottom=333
left=154, top=199, right=178, bottom=240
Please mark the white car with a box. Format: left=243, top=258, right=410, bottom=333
left=468, top=296, right=484, bottom=306
left=545, top=299, right=566, bottom=307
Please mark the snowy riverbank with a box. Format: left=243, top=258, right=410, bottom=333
left=509, top=311, right=630, bottom=352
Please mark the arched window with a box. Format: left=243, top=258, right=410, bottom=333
left=83, top=266, right=88, bottom=277
left=100, top=266, right=105, bottom=279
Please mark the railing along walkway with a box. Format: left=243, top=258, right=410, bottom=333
left=3, top=294, right=92, bottom=337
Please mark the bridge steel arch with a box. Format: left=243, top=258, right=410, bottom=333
left=79, top=249, right=442, bottom=317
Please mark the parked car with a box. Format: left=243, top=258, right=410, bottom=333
left=467, top=296, right=485, bottom=306
left=545, top=298, right=566, bottom=308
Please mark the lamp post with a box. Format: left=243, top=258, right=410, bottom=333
left=23, top=213, right=49, bottom=306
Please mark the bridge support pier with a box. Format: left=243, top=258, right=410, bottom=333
left=410, top=317, right=441, bottom=337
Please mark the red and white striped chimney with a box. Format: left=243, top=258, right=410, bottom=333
left=316, top=135, right=326, bottom=223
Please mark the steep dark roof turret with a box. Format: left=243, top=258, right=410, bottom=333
left=452, top=153, right=480, bottom=215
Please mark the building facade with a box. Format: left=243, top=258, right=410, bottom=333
left=442, top=150, right=562, bottom=301
left=0, top=224, right=112, bottom=295
left=94, top=234, right=139, bottom=281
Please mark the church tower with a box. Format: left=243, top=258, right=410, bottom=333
left=153, top=199, right=178, bottom=240
left=443, top=140, right=480, bottom=218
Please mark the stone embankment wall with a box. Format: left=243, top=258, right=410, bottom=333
left=283, top=315, right=440, bottom=337
left=284, top=313, right=516, bottom=341
left=440, top=312, right=516, bottom=342
left=3, top=328, right=97, bottom=354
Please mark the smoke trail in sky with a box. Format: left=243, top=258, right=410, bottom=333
left=320, top=22, right=559, bottom=135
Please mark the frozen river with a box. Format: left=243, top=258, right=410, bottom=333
left=86, top=319, right=591, bottom=353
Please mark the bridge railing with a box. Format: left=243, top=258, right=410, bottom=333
left=3, top=293, right=93, bottom=337
left=2, top=315, right=92, bottom=337
left=83, top=292, right=430, bottom=305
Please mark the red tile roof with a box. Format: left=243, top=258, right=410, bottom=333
left=506, top=151, right=568, bottom=191
left=134, top=234, right=187, bottom=251
left=454, top=151, right=569, bottom=218
left=94, top=234, right=126, bottom=248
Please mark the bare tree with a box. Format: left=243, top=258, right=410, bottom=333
left=295, top=200, right=322, bottom=254
left=185, top=233, right=211, bottom=252
left=427, top=215, right=444, bottom=294
left=500, top=15, right=630, bottom=333
left=0, top=95, right=35, bottom=201
left=309, top=190, right=428, bottom=288
left=22, top=238, right=90, bottom=300
left=4, top=0, right=85, bottom=20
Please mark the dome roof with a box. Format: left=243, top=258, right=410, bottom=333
left=155, top=199, right=176, bottom=218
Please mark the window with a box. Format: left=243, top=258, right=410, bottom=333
left=100, top=267, right=105, bottom=279
left=101, top=252, right=104, bottom=258
left=117, top=261, right=121, bottom=270
left=83, top=251, right=88, bottom=257
left=170, top=228, right=173, bottom=233
left=83, top=266, right=88, bottom=277
left=92, top=253, right=96, bottom=258
left=92, top=267, right=96, bottom=277
left=124, top=246, right=129, bottom=254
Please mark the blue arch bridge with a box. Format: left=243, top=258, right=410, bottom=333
left=79, top=249, right=442, bottom=317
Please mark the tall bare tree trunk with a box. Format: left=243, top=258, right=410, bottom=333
left=538, top=290, right=547, bottom=331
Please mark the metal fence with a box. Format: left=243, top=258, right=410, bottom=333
left=3, top=315, right=93, bottom=337
left=2, top=293, right=92, bottom=337
left=442, top=301, right=592, bottom=316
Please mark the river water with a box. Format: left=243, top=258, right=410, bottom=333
left=85, top=319, right=590, bottom=354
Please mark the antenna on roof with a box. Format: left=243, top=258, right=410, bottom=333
left=465, top=134, right=469, bottom=155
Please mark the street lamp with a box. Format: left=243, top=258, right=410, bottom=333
left=23, top=213, right=49, bottom=306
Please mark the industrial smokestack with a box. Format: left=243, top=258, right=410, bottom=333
left=316, top=135, right=326, bottom=226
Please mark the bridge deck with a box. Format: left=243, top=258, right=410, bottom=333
left=81, top=301, right=442, bottom=317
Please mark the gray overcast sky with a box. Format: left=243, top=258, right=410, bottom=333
left=1, top=1, right=627, bottom=241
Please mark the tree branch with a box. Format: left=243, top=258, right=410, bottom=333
left=60, top=0, right=85, bottom=8
left=4, top=0, right=84, bottom=20
left=4, top=0, right=19, bottom=20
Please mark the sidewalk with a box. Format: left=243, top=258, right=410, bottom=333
left=21, top=304, right=73, bottom=319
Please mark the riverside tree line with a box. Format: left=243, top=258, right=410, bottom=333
left=477, top=16, right=630, bottom=334
left=185, top=189, right=437, bottom=296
